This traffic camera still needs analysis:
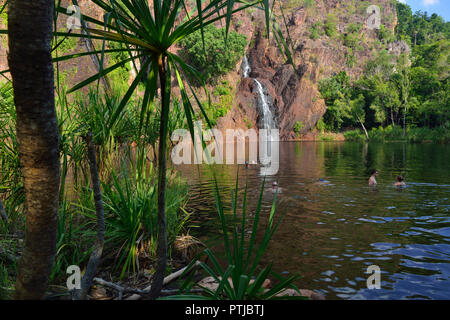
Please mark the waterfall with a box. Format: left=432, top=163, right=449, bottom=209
left=253, top=79, right=276, bottom=130
left=240, top=55, right=277, bottom=130
left=241, top=55, right=251, bottom=78
left=240, top=55, right=278, bottom=174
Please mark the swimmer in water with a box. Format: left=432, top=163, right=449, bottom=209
left=368, top=169, right=378, bottom=186
left=394, top=175, right=406, bottom=187
left=271, top=181, right=282, bottom=193
left=245, top=160, right=257, bottom=168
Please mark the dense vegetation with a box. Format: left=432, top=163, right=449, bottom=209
left=0, top=0, right=300, bottom=300
left=318, top=1, right=449, bottom=142
left=179, top=24, right=247, bottom=83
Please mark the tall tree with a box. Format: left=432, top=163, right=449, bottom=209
left=393, top=54, right=411, bottom=136
left=8, top=0, right=60, bottom=299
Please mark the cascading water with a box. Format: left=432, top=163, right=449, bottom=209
left=241, top=55, right=278, bottom=175
left=253, top=79, right=277, bottom=130
left=240, top=55, right=277, bottom=130
left=241, top=55, right=251, bottom=78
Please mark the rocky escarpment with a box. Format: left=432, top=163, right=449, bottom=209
left=217, top=0, right=399, bottom=140
left=0, top=0, right=401, bottom=141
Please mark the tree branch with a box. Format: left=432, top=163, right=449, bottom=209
left=126, top=261, right=201, bottom=300
left=93, top=277, right=203, bottom=300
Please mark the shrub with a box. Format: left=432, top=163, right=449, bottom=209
left=0, top=265, right=11, bottom=299
left=344, top=129, right=366, bottom=141
left=202, top=81, right=234, bottom=126
left=179, top=25, right=247, bottom=83
left=294, top=121, right=304, bottom=134
left=98, top=149, right=189, bottom=278
left=309, top=22, right=322, bottom=40
left=344, top=32, right=359, bottom=48
left=325, top=14, right=337, bottom=37
left=319, top=133, right=335, bottom=141
left=316, top=118, right=327, bottom=132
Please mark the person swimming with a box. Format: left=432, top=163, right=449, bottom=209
left=368, top=169, right=378, bottom=186
left=245, top=160, right=257, bottom=168
left=394, top=175, right=406, bottom=187
left=271, top=181, right=282, bottom=193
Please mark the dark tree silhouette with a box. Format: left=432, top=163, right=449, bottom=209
left=8, top=0, right=60, bottom=299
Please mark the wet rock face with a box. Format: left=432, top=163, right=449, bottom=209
left=217, top=0, right=398, bottom=140
left=224, top=29, right=327, bottom=140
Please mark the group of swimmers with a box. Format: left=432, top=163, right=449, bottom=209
left=268, top=170, right=405, bottom=194
left=368, top=169, right=406, bottom=187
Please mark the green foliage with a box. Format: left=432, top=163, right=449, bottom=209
left=318, top=133, right=335, bottom=141
left=395, top=1, right=450, bottom=46
left=201, top=81, right=234, bottom=126
left=76, top=90, right=139, bottom=145
left=316, top=118, right=326, bottom=132
left=294, top=121, right=304, bottom=134
left=343, top=129, right=366, bottom=141
left=367, top=125, right=450, bottom=143
left=343, top=31, right=359, bottom=48
left=244, top=117, right=252, bottom=129
left=377, top=24, right=395, bottom=43
left=87, top=148, right=190, bottom=278
left=165, top=178, right=303, bottom=300
left=324, top=14, right=337, bottom=37
left=318, top=71, right=351, bottom=130
left=0, top=82, right=24, bottom=231
left=52, top=33, right=78, bottom=58
left=347, top=23, right=362, bottom=34
left=309, top=22, right=322, bottom=40
left=283, top=0, right=315, bottom=11
left=0, top=264, right=11, bottom=299
left=179, top=25, right=247, bottom=83
left=107, top=41, right=132, bottom=95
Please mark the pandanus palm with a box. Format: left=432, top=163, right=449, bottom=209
left=53, top=0, right=290, bottom=298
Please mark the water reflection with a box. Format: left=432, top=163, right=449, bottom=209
left=174, top=142, right=450, bottom=299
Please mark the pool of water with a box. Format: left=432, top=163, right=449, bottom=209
left=174, top=142, right=450, bottom=300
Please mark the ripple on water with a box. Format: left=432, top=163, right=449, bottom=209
left=176, top=142, right=450, bottom=300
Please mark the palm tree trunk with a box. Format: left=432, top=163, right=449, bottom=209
left=148, top=55, right=170, bottom=299
left=8, top=0, right=60, bottom=299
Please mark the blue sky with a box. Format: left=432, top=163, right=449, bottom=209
left=398, top=0, right=450, bottom=21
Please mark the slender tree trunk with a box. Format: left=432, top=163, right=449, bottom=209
left=358, top=117, right=369, bottom=140
left=74, top=131, right=105, bottom=300
left=391, top=108, right=395, bottom=127
left=403, top=104, right=407, bottom=137
left=148, top=54, right=170, bottom=299
left=8, top=0, right=60, bottom=299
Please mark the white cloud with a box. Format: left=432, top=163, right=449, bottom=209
left=398, top=0, right=406, bottom=3
left=423, top=0, right=439, bottom=6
